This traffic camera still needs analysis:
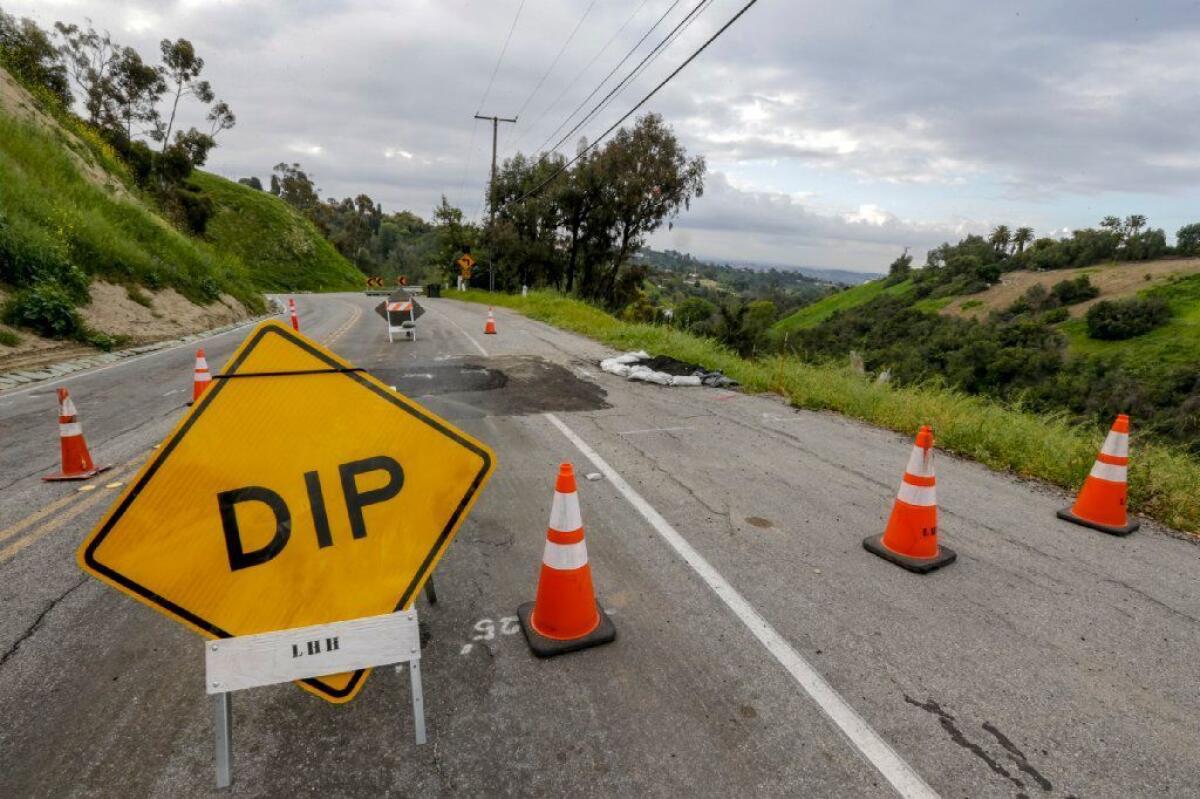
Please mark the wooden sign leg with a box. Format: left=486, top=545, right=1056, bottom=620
left=214, top=692, right=233, bottom=788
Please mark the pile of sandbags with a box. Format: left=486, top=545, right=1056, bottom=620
left=598, top=351, right=737, bottom=388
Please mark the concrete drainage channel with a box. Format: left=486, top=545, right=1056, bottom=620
left=0, top=301, right=284, bottom=392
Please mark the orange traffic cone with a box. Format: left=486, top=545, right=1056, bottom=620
left=517, top=463, right=616, bottom=657
left=43, top=388, right=110, bottom=481
left=1057, top=414, right=1139, bottom=536
left=288, top=297, right=300, bottom=331
left=484, top=307, right=497, bottom=335
left=192, top=348, right=212, bottom=403
left=863, top=425, right=956, bottom=573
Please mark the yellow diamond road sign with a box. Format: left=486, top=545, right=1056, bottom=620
left=78, top=320, right=495, bottom=703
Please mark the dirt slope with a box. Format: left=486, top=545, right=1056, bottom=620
left=942, top=257, right=1200, bottom=319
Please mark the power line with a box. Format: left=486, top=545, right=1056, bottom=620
left=513, top=0, right=600, bottom=121
left=546, top=0, right=714, bottom=157
left=476, top=0, right=529, bottom=115
left=536, top=0, right=687, bottom=155
left=514, top=0, right=653, bottom=156
left=497, top=0, right=763, bottom=215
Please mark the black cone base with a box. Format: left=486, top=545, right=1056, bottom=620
left=863, top=533, right=957, bottom=574
left=517, top=601, right=616, bottom=658
left=1057, top=507, right=1139, bottom=537
left=43, top=463, right=112, bottom=482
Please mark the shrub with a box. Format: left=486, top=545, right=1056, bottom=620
left=126, top=285, right=153, bottom=307
left=2, top=283, right=85, bottom=339
left=1085, top=296, right=1171, bottom=340
left=674, top=296, right=717, bottom=331
left=1051, top=275, right=1100, bottom=305
left=0, top=328, right=19, bottom=346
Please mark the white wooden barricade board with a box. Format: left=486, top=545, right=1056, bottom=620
left=205, top=610, right=425, bottom=789
left=205, top=610, right=420, bottom=693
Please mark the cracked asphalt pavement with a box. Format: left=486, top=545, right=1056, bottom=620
left=1, top=292, right=1198, bottom=798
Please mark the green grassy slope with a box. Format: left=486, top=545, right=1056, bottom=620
left=1059, top=274, right=1200, bottom=369
left=771, top=278, right=912, bottom=335
left=454, top=289, right=1200, bottom=535
left=191, top=172, right=363, bottom=293
left=0, top=112, right=260, bottom=309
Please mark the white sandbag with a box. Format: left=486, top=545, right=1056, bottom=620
left=670, top=375, right=702, bottom=387
left=612, top=350, right=649, bottom=365
left=600, top=359, right=633, bottom=377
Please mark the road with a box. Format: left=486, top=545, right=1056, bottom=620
left=1, top=291, right=1197, bottom=798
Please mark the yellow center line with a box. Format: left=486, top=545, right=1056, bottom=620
left=0, top=457, right=146, bottom=563
left=325, top=302, right=363, bottom=346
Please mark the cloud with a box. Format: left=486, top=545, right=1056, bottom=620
left=6, top=0, right=1200, bottom=271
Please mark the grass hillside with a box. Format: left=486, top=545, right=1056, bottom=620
left=0, top=109, right=260, bottom=309
left=191, top=171, right=363, bottom=293
left=455, top=289, right=1200, bottom=535
left=1059, top=273, right=1200, bottom=368
left=0, top=64, right=361, bottom=355
left=772, top=278, right=912, bottom=335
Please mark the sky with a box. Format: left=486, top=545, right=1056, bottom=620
left=6, top=0, right=1200, bottom=272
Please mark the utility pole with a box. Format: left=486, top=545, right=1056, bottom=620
left=474, top=113, right=517, bottom=291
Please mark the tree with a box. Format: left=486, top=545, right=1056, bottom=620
left=238, top=176, right=263, bottom=191
left=1013, top=226, right=1034, bottom=254
left=0, top=12, right=71, bottom=107
left=1124, top=214, right=1147, bottom=238
left=53, top=20, right=118, bottom=123
left=271, top=162, right=320, bottom=212
left=989, top=225, right=1011, bottom=255
left=588, top=114, right=705, bottom=304
left=207, top=100, right=235, bottom=138
left=156, top=38, right=213, bottom=151
left=674, top=296, right=717, bottom=331
left=886, top=249, right=913, bottom=282
left=109, top=46, right=165, bottom=140
left=1177, top=222, right=1200, bottom=256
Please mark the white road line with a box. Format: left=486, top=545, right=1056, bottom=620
left=544, top=412, right=940, bottom=799
left=424, top=301, right=489, bottom=357
left=617, top=426, right=696, bottom=436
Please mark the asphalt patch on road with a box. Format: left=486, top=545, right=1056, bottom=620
left=371, top=355, right=609, bottom=419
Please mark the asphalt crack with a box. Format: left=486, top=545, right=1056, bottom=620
left=0, top=575, right=87, bottom=670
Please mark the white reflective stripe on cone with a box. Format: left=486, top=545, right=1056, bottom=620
left=1101, top=431, right=1129, bottom=458
left=548, top=491, right=583, bottom=533
left=1090, top=461, right=1128, bottom=482
left=896, top=482, right=937, bottom=507
left=196, top=372, right=212, bottom=382
left=59, top=422, right=83, bottom=437
left=904, top=446, right=934, bottom=478
left=542, top=539, right=588, bottom=570
left=61, top=397, right=77, bottom=416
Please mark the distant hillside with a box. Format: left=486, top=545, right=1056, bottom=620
left=722, top=259, right=883, bottom=286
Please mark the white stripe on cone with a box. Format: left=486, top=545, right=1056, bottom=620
left=548, top=491, right=583, bottom=532
left=542, top=539, right=589, bottom=570
left=904, top=445, right=934, bottom=477
left=1101, top=431, right=1129, bottom=458
left=1089, top=461, right=1128, bottom=482
left=897, top=482, right=937, bottom=507
left=196, top=372, right=212, bottom=383
left=59, top=422, right=82, bottom=437
left=61, top=397, right=77, bottom=417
